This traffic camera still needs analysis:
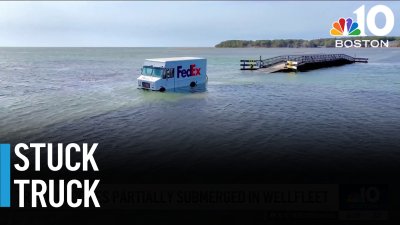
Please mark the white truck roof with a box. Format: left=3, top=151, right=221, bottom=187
left=145, top=57, right=205, bottom=63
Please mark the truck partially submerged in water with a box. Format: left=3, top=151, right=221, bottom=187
left=137, top=57, right=207, bottom=92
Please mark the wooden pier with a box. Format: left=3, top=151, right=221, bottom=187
left=240, top=54, right=368, bottom=72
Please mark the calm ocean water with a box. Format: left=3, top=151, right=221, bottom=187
left=1, top=47, right=400, bottom=182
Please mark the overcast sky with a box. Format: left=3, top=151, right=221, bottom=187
left=0, top=1, right=399, bottom=47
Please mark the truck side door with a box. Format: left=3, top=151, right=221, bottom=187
left=162, top=68, right=175, bottom=90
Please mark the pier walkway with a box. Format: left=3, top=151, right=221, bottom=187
left=240, top=54, right=368, bottom=72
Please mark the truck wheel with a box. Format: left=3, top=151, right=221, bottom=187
left=159, top=87, right=166, bottom=92
left=190, top=82, right=196, bottom=88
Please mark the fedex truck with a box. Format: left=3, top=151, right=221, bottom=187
left=137, top=57, right=207, bottom=92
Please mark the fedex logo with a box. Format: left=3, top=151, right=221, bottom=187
left=177, top=64, right=201, bottom=78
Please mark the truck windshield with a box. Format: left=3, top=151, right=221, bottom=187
left=141, top=66, right=164, bottom=78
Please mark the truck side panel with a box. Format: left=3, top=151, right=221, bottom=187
left=166, top=59, right=207, bottom=89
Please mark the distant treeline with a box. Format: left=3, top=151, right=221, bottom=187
left=215, top=37, right=400, bottom=48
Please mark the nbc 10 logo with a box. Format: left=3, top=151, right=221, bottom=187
left=330, top=5, right=395, bottom=37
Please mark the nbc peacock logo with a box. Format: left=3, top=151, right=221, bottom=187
left=330, top=18, right=361, bottom=36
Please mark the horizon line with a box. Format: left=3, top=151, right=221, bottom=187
left=0, top=46, right=217, bottom=48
